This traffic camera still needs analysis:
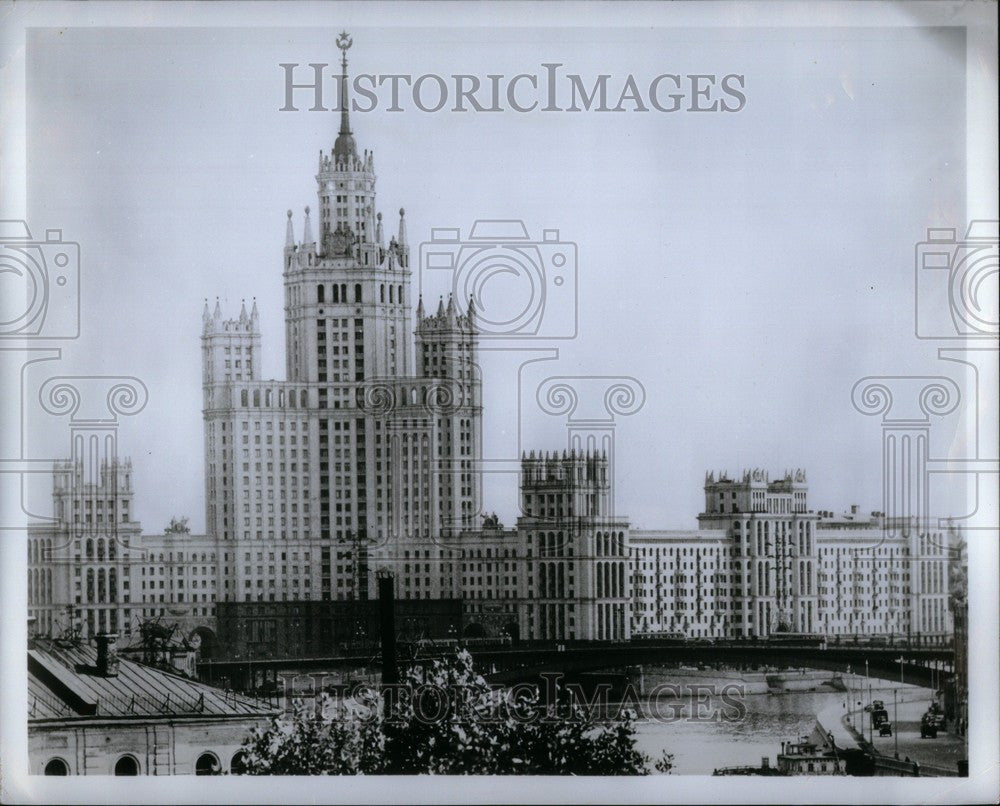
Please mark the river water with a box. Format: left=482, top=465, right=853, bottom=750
left=625, top=678, right=929, bottom=774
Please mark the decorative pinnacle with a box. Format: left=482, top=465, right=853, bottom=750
left=333, top=32, right=356, bottom=160
left=337, top=31, right=353, bottom=57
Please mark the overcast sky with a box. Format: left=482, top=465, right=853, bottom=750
left=23, top=23, right=973, bottom=533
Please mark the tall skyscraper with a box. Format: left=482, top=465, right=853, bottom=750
left=201, top=39, right=481, bottom=604
left=27, top=38, right=958, bottom=652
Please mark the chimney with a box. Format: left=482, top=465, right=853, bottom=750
left=850, top=504, right=858, bottom=516
left=95, top=633, right=120, bottom=677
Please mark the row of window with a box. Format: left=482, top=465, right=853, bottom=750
left=43, top=751, right=246, bottom=776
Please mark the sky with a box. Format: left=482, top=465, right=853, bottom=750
left=21, top=22, right=975, bottom=533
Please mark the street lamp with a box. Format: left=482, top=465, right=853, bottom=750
left=893, top=687, right=899, bottom=758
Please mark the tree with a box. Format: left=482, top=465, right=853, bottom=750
left=239, top=650, right=657, bottom=775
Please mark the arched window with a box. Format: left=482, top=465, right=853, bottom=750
left=253, top=390, right=261, bottom=407
left=44, top=758, right=69, bottom=775
left=317, top=284, right=325, bottom=303
left=195, top=752, right=221, bottom=776
left=85, top=539, right=94, bottom=560
left=114, top=755, right=139, bottom=775
left=96, top=538, right=105, bottom=561
left=389, top=285, right=395, bottom=303
left=108, top=539, right=117, bottom=560
left=380, top=284, right=385, bottom=303
left=354, top=283, right=362, bottom=303
left=241, top=389, right=248, bottom=407
left=333, top=284, right=340, bottom=303
left=230, top=751, right=248, bottom=775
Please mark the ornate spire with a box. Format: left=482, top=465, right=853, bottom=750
left=398, top=207, right=407, bottom=246
left=376, top=211, right=384, bottom=246
left=213, top=297, right=222, bottom=321
left=239, top=299, right=249, bottom=325
left=416, top=295, right=425, bottom=319
left=202, top=298, right=211, bottom=323
left=250, top=297, right=259, bottom=330
left=303, top=205, right=313, bottom=245
left=285, top=209, right=294, bottom=247
left=436, top=296, right=445, bottom=317
left=446, top=293, right=456, bottom=321
left=333, top=31, right=357, bottom=164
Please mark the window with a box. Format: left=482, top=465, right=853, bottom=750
left=195, top=752, right=221, bottom=776
left=230, top=751, right=248, bottom=775
left=114, top=755, right=139, bottom=775
left=44, top=758, right=69, bottom=775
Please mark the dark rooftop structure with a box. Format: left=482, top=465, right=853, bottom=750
left=28, top=638, right=274, bottom=721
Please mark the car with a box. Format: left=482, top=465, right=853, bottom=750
left=879, top=722, right=893, bottom=737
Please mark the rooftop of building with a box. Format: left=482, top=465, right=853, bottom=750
left=28, top=639, right=276, bottom=722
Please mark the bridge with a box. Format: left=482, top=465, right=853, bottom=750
left=471, top=642, right=953, bottom=688
left=197, top=640, right=954, bottom=692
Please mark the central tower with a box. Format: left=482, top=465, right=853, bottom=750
left=203, top=34, right=483, bottom=605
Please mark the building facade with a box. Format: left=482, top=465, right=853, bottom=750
left=26, top=42, right=958, bottom=654
left=29, top=635, right=276, bottom=775
left=631, top=470, right=955, bottom=643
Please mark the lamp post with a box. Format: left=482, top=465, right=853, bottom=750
left=865, top=659, right=872, bottom=743
left=846, top=664, right=855, bottom=731
left=893, top=687, right=899, bottom=757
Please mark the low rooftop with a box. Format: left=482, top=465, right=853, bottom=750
left=28, top=639, right=276, bottom=721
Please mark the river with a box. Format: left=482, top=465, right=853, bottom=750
left=624, top=676, right=930, bottom=774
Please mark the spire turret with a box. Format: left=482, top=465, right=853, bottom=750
left=332, top=32, right=357, bottom=165
left=239, top=299, right=249, bottom=325
left=398, top=207, right=407, bottom=246
left=213, top=297, right=222, bottom=322
left=285, top=209, right=294, bottom=247
left=376, top=211, right=384, bottom=245
left=416, top=295, right=425, bottom=319
left=302, top=206, right=313, bottom=245
left=436, top=296, right=445, bottom=317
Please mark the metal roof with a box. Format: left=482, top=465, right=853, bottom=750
left=28, top=642, right=278, bottom=721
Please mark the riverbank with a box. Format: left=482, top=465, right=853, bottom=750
left=844, top=689, right=966, bottom=776
left=638, top=666, right=905, bottom=696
